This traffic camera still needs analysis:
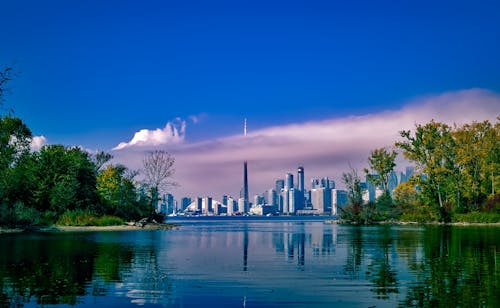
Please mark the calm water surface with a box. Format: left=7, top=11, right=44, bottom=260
left=1, top=218, right=499, bottom=307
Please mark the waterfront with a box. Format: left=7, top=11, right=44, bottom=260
left=0, top=218, right=499, bottom=307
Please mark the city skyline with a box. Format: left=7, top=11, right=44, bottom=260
left=2, top=1, right=500, bottom=198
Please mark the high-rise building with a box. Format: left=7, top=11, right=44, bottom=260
left=332, top=189, right=348, bottom=215
left=267, top=189, right=277, bottom=206
left=311, top=178, right=320, bottom=189
left=238, top=197, right=246, bottom=213
left=227, top=196, right=235, bottom=215
left=165, top=193, right=175, bottom=214
left=282, top=189, right=290, bottom=214
left=275, top=179, right=284, bottom=194
left=181, top=197, right=192, bottom=211
left=285, top=173, right=294, bottom=190
left=196, top=197, right=203, bottom=212
left=201, top=197, right=213, bottom=214
left=311, top=187, right=332, bottom=214
left=297, top=166, right=304, bottom=193
left=297, top=166, right=305, bottom=209
left=253, top=194, right=264, bottom=207
left=321, top=177, right=331, bottom=189
left=288, top=188, right=298, bottom=213
left=388, top=171, right=398, bottom=196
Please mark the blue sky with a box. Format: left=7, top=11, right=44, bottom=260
left=2, top=0, right=500, bottom=197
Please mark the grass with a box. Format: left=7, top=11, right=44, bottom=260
left=452, top=212, right=500, bottom=223
left=56, top=210, right=125, bottom=226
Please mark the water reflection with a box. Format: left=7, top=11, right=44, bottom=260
left=0, top=221, right=498, bottom=307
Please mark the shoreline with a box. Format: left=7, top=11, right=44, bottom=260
left=327, top=219, right=500, bottom=226
left=1, top=223, right=179, bottom=234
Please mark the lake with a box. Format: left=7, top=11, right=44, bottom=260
left=1, top=217, right=499, bottom=307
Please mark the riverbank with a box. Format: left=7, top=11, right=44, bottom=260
left=326, top=219, right=500, bottom=226
left=0, top=223, right=179, bottom=234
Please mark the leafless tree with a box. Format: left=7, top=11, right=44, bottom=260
left=142, top=150, right=177, bottom=209
left=0, top=67, right=13, bottom=106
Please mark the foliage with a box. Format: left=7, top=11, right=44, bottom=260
left=452, top=212, right=500, bottom=223
left=31, top=145, right=99, bottom=214
left=396, top=118, right=500, bottom=222
left=364, top=147, right=397, bottom=192
left=96, top=165, right=150, bottom=221
left=56, top=210, right=124, bottom=226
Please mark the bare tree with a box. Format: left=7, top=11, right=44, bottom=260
left=93, top=150, right=113, bottom=172
left=142, top=150, right=177, bottom=214
left=0, top=67, right=14, bottom=109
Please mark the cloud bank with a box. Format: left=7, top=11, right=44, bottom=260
left=113, top=118, right=186, bottom=150
left=112, top=89, right=500, bottom=200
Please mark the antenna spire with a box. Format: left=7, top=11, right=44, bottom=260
left=244, top=118, right=247, bottom=137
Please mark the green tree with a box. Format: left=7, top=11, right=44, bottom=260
left=32, top=145, right=99, bottom=216
left=0, top=116, right=32, bottom=171
left=396, top=121, right=457, bottom=221
left=364, top=147, right=397, bottom=193
left=97, top=164, right=149, bottom=220
left=0, top=116, right=33, bottom=225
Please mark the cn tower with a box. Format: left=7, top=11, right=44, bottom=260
left=243, top=119, right=249, bottom=213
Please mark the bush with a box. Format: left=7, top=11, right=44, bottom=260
left=13, top=202, right=41, bottom=226
left=452, top=212, right=500, bottom=223
left=56, top=210, right=124, bottom=226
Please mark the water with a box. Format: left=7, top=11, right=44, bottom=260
left=0, top=218, right=499, bottom=307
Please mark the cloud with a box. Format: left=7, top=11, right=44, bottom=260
left=113, top=119, right=186, bottom=150
left=112, top=89, right=500, bottom=199
left=30, top=135, right=48, bottom=151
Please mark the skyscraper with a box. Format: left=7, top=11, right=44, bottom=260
left=275, top=179, right=284, bottom=193
left=297, top=166, right=305, bottom=209
left=297, top=166, right=304, bottom=193
left=285, top=173, right=294, bottom=190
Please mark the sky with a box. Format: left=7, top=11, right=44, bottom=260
left=1, top=0, right=500, bottom=200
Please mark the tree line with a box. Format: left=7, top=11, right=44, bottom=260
left=0, top=67, right=176, bottom=227
left=341, top=118, right=499, bottom=223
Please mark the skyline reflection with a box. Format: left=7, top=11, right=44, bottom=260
left=0, top=220, right=499, bottom=307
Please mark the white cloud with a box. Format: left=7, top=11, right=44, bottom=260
left=112, top=89, right=500, bottom=199
left=113, top=119, right=186, bottom=151
left=30, top=135, right=47, bottom=151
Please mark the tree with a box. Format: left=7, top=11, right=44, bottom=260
left=0, top=66, right=13, bottom=105
left=93, top=150, right=113, bottom=172
left=396, top=121, right=457, bottom=221
left=364, top=147, right=397, bottom=193
left=97, top=164, right=149, bottom=220
left=340, top=166, right=366, bottom=223
left=32, top=145, right=99, bottom=215
left=142, top=150, right=177, bottom=216
left=0, top=116, right=32, bottom=171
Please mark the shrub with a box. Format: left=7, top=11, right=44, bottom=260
left=452, top=212, right=500, bottom=223
left=56, top=210, right=124, bottom=226
left=13, top=202, right=41, bottom=226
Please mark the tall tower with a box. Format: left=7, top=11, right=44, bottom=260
left=243, top=119, right=249, bottom=212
